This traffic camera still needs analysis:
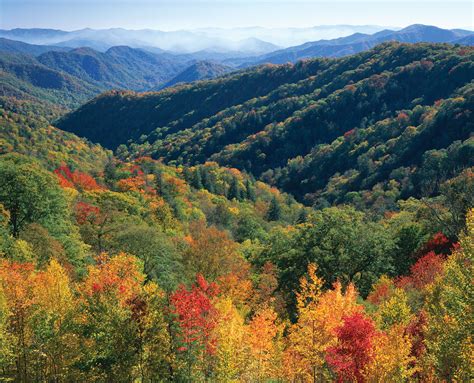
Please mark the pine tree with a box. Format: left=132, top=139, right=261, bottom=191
left=245, top=179, right=256, bottom=202
left=267, top=196, right=282, bottom=221
left=192, top=168, right=203, bottom=190
left=228, top=177, right=241, bottom=201
left=297, top=208, right=308, bottom=224
left=201, top=168, right=215, bottom=194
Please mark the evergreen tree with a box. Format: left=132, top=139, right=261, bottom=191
left=267, top=196, right=282, bottom=221
left=192, top=168, right=203, bottom=190
left=245, top=179, right=256, bottom=202
left=228, top=177, right=241, bottom=201
left=201, top=168, right=215, bottom=194
left=297, top=208, right=308, bottom=224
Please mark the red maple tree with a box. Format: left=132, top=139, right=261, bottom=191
left=171, top=274, right=219, bottom=354
left=326, top=312, right=376, bottom=383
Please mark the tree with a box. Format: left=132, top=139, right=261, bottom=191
left=0, top=155, right=68, bottom=237
left=326, top=312, right=376, bottom=383
left=183, top=222, right=244, bottom=281
left=170, top=274, right=219, bottom=380
left=285, top=270, right=361, bottom=382
left=0, top=285, right=13, bottom=377
left=245, top=179, right=256, bottom=202
left=191, top=168, right=203, bottom=190
left=19, top=223, right=66, bottom=268
left=234, top=214, right=267, bottom=243
left=376, top=288, right=412, bottom=329
left=113, top=225, right=183, bottom=291
left=275, top=206, right=396, bottom=300
left=366, top=275, right=395, bottom=306
left=0, top=260, right=35, bottom=381
left=423, top=209, right=474, bottom=381
left=227, top=177, right=241, bottom=201
left=75, top=191, right=141, bottom=253
left=267, top=195, right=282, bottom=221
left=284, top=264, right=326, bottom=382
left=406, top=251, right=445, bottom=290
left=246, top=305, right=283, bottom=382
left=29, top=259, right=77, bottom=381
left=363, top=325, right=416, bottom=382
left=130, top=283, right=173, bottom=382
left=77, top=253, right=151, bottom=382
left=212, top=297, right=247, bottom=381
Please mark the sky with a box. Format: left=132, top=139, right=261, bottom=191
left=1, top=0, right=473, bottom=31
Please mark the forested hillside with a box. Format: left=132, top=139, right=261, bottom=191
left=157, top=60, right=234, bottom=90
left=59, top=43, right=474, bottom=207
left=0, top=141, right=472, bottom=381
left=37, top=46, right=188, bottom=90
left=0, top=40, right=473, bottom=382
left=0, top=52, right=102, bottom=108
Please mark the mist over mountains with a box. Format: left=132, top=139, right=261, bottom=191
left=0, top=25, right=389, bottom=54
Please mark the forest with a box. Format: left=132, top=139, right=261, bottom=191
left=0, top=41, right=473, bottom=382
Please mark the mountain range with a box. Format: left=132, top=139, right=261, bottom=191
left=57, top=42, right=474, bottom=204
left=232, top=24, right=474, bottom=66
left=0, top=25, right=389, bottom=53
left=0, top=24, right=473, bottom=111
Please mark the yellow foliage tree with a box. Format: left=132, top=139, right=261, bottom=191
left=423, top=209, right=474, bottom=381
left=212, top=297, right=247, bottom=381
left=363, top=325, right=416, bottom=382
left=284, top=263, right=361, bottom=382
left=245, top=305, right=284, bottom=382
left=30, top=259, right=77, bottom=381
left=376, top=287, right=412, bottom=330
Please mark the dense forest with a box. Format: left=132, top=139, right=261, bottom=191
left=58, top=43, right=474, bottom=207
left=0, top=41, right=473, bottom=382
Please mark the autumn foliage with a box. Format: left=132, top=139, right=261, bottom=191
left=55, top=164, right=102, bottom=190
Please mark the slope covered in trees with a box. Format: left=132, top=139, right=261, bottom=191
left=157, top=60, right=233, bottom=90
left=0, top=97, right=110, bottom=173
left=0, top=147, right=472, bottom=381
left=58, top=43, right=474, bottom=207
left=37, top=46, right=188, bottom=91
left=0, top=52, right=102, bottom=108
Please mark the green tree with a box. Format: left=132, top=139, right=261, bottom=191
left=113, top=225, right=184, bottom=291
left=245, top=179, right=256, bottom=202
left=271, top=206, right=396, bottom=303
left=267, top=196, right=282, bottom=221
left=228, top=177, right=241, bottom=201
left=192, top=168, right=203, bottom=190
left=0, top=155, right=68, bottom=237
left=424, top=209, right=474, bottom=381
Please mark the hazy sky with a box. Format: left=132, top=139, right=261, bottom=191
left=1, top=0, right=473, bottom=31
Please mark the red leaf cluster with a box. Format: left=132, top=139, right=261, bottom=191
left=408, top=251, right=445, bottom=290
left=75, top=201, right=100, bottom=225
left=54, top=165, right=102, bottom=191
left=171, top=274, right=219, bottom=354
left=326, top=312, right=376, bottom=383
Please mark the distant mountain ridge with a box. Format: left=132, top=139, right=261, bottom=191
left=0, top=25, right=390, bottom=53
left=1, top=24, right=473, bottom=111
left=0, top=38, right=71, bottom=56
left=157, top=61, right=234, bottom=90
left=0, top=41, right=237, bottom=109
left=240, top=24, right=474, bottom=65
